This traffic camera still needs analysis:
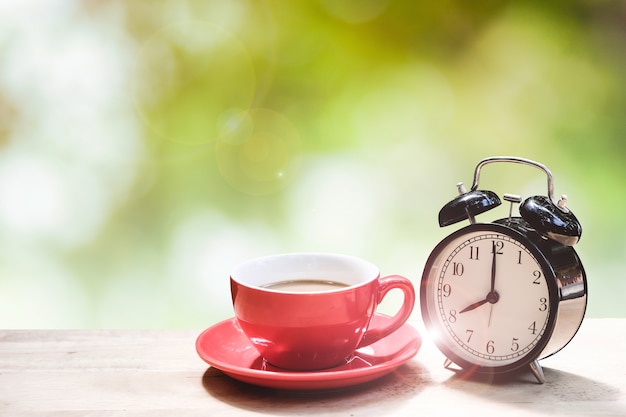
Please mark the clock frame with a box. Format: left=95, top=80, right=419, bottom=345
left=420, top=219, right=587, bottom=383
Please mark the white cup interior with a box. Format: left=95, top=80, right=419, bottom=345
left=231, top=253, right=379, bottom=289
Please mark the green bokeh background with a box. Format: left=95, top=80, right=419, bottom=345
left=0, top=1, right=624, bottom=328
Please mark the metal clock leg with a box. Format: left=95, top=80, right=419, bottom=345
left=530, top=359, right=545, bottom=384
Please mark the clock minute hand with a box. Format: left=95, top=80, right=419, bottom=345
left=490, top=242, right=497, bottom=293
left=487, top=242, right=500, bottom=326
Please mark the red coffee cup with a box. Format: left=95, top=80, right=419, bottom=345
left=230, top=252, right=415, bottom=370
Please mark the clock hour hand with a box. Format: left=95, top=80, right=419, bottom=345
left=459, top=297, right=489, bottom=314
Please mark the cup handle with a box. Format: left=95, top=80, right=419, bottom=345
left=357, top=274, right=415, bottom=347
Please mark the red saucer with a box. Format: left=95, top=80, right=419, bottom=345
left=196, top=314, right=421, bottom=390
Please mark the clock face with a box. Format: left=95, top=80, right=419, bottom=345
left=421, top=224, right=556, bottom=370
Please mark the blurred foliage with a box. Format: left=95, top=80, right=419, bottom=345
left=0, top=0, right=624, bottom=327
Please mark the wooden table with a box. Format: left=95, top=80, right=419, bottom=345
left=1, top=319, right=625, bottom=416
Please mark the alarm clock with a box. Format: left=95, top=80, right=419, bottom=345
left=420, top=156, right=587, bottom=384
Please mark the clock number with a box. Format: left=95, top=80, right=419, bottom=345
left=452, top=262, right=464, bottom=276
left=533, top=270, right=542, bottom=285
left=528, top=321, right=537, bottom=335
left=442, top=283, right=452, bottom=298
left=517, top=250, right=522, bottom=264
left=486, top=340, right=495, bottom=354
left=539, top=297, right=547, bottom=311
left=466, top=329, right=474, bottom=343
left=511, top=338, right=520, bottom=352
left=469, top=246, right=479, bottom=260
left=448, top=309, right=457, bottom=323
left=491, top=241, right=504, bottom=255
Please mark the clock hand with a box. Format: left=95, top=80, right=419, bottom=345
left=486, top=242, right=500, bottom=327
left=487, top=241, right=499, bottom=326
left=459, top=298, right=489, bottom=314
left=461, top=246, right=500, bottom=315
left=490, top=241, right=497, bottom=293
